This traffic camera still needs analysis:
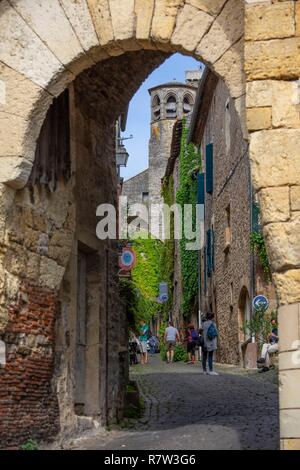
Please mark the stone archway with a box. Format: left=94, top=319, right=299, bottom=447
left=0, top=0, right=299, bottom=449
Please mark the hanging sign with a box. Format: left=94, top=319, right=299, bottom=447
left=119, top=247, right=136, bottom=271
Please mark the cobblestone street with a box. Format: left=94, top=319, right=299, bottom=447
left=69, top=356, right=279, bottom=450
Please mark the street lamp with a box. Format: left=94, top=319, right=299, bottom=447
left=116, top=144, right=129, bottom=167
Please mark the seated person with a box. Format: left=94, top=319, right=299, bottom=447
left=257, top=319, right=279, bottom=372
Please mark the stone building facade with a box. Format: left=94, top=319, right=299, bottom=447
left=188, top=69, right=277, bottom=366
left=0, top=0, right=299, bottom=449
left=122, top=169, right=149, bottom=207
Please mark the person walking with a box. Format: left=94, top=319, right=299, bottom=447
left=138, top=320, right=150, bottom=365
left=202, top=312, right=218, bottom=375
left=164, top=321, right=180, bottom=364
left=185, top=324, right=198, bottom=364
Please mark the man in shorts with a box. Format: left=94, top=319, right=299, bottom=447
left=164, top=321, right=180, bottom=364
left=138, top=320, right=150, bottom=365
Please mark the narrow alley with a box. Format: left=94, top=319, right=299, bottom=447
left=67, top=356, right=279, bottom=451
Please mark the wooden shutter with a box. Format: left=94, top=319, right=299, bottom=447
left=29, top=89, right=71, bottom=191
left=207, top=229, right=212, bottom=277
left=206, top=143, right=213, bottom=195
left=197, top=173, right=205, bottom=204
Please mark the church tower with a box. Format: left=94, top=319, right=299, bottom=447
left=148, top=69, right=202, bottom=237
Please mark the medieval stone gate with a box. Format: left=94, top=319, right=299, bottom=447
left=0, top=0, right=299, bottom=449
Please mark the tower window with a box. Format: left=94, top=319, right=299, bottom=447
left=165, top=95, right=177, bottom=118
left=152, top=95, right=161, bottom=121
left=183, top=95, right=193, bottom=114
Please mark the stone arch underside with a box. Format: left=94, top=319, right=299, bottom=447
left=0, top=0, right=299, bottom=449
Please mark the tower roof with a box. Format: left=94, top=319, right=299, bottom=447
left=148, top=81, right=197, bottom=95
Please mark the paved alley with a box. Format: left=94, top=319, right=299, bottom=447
left=69, top=356, right=279, bottom=450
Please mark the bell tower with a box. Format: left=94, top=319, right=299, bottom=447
left=148, top=69, right=202, bottom=237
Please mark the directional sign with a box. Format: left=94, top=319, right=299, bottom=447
left=252, top=295, right=269, bottom=312
left=119, top=247, right=136, bottom=271
left=159, top=282, right=168, bottom=302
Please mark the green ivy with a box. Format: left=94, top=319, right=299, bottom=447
left=20, top=439, right=39, bottom=451
left=176, top=119, right=200, bottom=319
left=160, top=175, right=175, bottom=322
left=250, top=231, right=271, bottom=278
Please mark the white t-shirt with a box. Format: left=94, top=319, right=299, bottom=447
left=165, top=326, right=179, bottom=342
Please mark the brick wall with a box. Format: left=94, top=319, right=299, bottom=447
left=0, top=283, right=59, bottom=449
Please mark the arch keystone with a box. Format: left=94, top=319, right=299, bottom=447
left=109, top=0, right=136, bottom=41
left=87, top=0, right=114, bottom=47
left=135, top=0, right=155, bottom=41
left=151, top=0, right=184, bottom=43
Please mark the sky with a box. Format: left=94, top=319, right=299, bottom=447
left=121, top=53, right=201, bottom=181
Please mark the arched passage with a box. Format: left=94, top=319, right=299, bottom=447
left=0, top=0, right=299, bottom=449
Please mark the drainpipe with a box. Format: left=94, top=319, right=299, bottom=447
left=105, top=247, right=109, bottom=425
left=198, top=250, right=202, bottom=329
left=249, top=147, right=256, bottom=343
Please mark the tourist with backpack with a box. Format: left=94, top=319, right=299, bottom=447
left=202, top=312, right=219, bottom=375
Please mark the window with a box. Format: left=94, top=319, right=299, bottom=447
left=207, top=228, right=214, bottom=277
left=197, top=173, right=205, bottom=204
left=152, top=95, right=161, bottom=121
left=142, top=191, right=149, bottom=203
left=183, top=95, right=193, bottom=114
left=165, top=95, right=177, bottom=118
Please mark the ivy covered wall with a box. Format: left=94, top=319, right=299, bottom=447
left=176, top=120, right=201, bottom=320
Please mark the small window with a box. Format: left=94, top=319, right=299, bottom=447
left=166, top=95, right=177, bottom=118
left=142, top=191, right=149, bottom=203
left=183, top=95, right=193, bottom=114
left=153, top=95, right=161, bottom=121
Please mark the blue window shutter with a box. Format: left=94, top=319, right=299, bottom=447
left=212, top=229, right=215, bottom=272
left=204, top=247, right=207, bottom=293
left=197, top=173, right=205, bottom=204
left=206, top=143, right=213, bottom=194
left=207, top=229, right=212, bottom=277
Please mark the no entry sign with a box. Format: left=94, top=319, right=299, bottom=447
left=119, top=247, right=136, bottom=271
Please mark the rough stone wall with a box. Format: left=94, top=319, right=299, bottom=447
left=244, top=1, right=300, bottom=448
left=122, top=170, right=149, bottom=206
left=201, top=79, right=251, bottom=364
